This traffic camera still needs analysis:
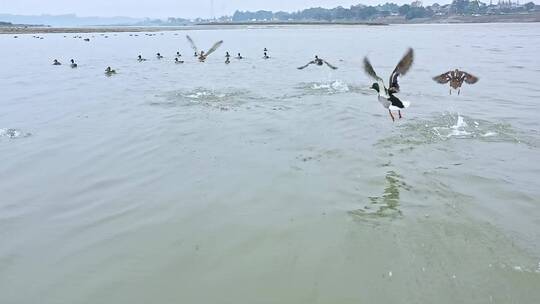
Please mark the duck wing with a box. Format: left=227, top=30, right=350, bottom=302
left=363, top=57, right=381, bottom=81
left=186, top=35, right=198, bottom=53
left=323, top=60, right=338, bottom=70
left=462, top=71, right=479, bottom=84
left=433, top=71, right=452, bottom=84
left=297, top=61, right=314, bottom=70
left=205, top=40, right=224, bottom=57
left=388, top=48, right=414, bottom=93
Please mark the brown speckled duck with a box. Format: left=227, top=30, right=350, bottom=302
left=433, top=69, right=479, bottom=95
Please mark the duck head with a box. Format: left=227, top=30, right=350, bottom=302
left=370, top=83, right=380, bottom=93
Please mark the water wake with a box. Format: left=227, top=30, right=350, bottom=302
left=152, top=88, right=261, bottom=109
left=0, top=128, right=31, bottom=139
left=377, top=112, right=522, bottom=148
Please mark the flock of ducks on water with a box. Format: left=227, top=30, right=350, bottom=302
left=43, top=34, right=479, bottom=121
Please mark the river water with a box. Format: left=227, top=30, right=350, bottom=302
left=1, top=23, right=540, bottom=303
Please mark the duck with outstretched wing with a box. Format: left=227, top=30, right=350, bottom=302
left=363, top=48, right=414, bottom=122
left=433, top=69, right=479, bottom=95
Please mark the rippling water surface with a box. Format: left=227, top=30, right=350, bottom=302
left=1, top=24, right=540, bottom=303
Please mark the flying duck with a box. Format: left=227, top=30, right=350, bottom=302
left=186, top=35, right=223, bottom=62
left=433, top=69, right=479, bottom=95
left=105, top=67, right=116, bottom=76
left=297, top=55, right=337, bottom=70
left=70, top=59, right=78, bottom=68
left=363, top=48, right=414, bottom=122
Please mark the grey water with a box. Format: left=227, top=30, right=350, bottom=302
left=1, top=23, right=540, bottom=303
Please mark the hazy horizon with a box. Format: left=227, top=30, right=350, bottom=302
left=1, top=0, right=489, bottom=19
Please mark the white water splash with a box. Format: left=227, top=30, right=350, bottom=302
left=448, top=115, right=471, bottom=137
left=311, top=80, right=350, bottom=94
left=0, top=128, right=31, bottom=139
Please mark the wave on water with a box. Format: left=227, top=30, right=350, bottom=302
left=151, top=88, right=261, bottom=110
left=377, top=112, right=523, bottom=148
left=294, top=80, right=367, bottom=96
left=0, top=128, right=31, bottom=139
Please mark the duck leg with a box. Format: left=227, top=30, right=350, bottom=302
left=398, top=110, right=402, bottom=119
left=388, top=109, right=395, bottom=122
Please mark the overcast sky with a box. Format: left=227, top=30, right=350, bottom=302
left=1, top=0, right=468, bottom=19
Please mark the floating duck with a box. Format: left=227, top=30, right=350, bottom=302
left=236, top=53, right=243, bottom=59
left=137, top=55, right=147, bottom=62
left=297, top=55, right=337, bottom=70
left=52, top=59, right=61, bottom=65
left=363, top=48, right=414, bottom=122
left=263, top=51, right=270, bottom=59
left=225, top=51, right=231, bottom=59
left=433, top=69, right=479, bottom=95
left=70, top=59, right=78, bottom=68
left=84, top=38, right=90, bottom=42
left=156, top=53, right=164, bottom=59
left=225, top=57, right=230, bottom=64
left=176, top=51, right=182, bottom=58
left=175, top=58, right=184, bottom=64
left=105, top=67, right=116, bottom=76
left=186, top=35, right=223, bottom=62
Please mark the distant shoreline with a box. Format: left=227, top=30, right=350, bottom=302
left=196, top=21, right=388, bottom=26
left=1, top=13, right=539, bottom=35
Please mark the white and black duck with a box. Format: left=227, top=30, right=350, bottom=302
left=363, top=48, right=414, bottom=122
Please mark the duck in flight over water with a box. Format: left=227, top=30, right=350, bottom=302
left=363, top=48, right=414, bottom=122
left=433, top=69, right=479, bottom=95
left=186, top=35, right=223, bottom=62
left=297, top=55, right=337, bottom=70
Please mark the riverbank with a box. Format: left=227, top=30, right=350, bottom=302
left=1, top=12, right=539, bottom=35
